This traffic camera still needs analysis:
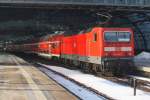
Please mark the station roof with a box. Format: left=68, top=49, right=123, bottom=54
left=0, top=0, right=149, bottom=7
left=0, top=0, right=150, bottom=11
left=0, top=5, right=149, bottom=52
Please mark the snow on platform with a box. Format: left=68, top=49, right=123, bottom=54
left=39, top=63, right=150, bottom=100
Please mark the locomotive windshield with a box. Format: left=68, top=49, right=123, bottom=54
left=104, top=31, right=131, bottom=42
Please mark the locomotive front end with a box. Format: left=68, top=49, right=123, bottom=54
left=102, top=28, right=134, bottom=75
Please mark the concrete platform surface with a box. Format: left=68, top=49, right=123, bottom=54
left=0, top=53, right=78, bottom=100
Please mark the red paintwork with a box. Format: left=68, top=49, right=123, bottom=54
left=61, top=36, right=73, bottom=55
left=9, top=27, right=134, bottom=60
left=75, top=34, right=87, bottom=56
left=61, top=27, right=134, bottom=58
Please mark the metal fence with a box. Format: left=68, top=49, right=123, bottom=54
left=0, top=0, right=150, bottom=7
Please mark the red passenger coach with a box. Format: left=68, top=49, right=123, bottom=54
left=37, top=35, right=51, bottom=57
left=50, top=34, right=63, bottom=58
left=37, top=34, right=64, bottom=59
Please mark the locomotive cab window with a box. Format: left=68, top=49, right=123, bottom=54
left=104, top=31, right=131, bottom=42
left=118, top=32, right=131, bottom=42
left=93, top=33, right=97, bottom=42
left=104, top=32, right=117, bottom=42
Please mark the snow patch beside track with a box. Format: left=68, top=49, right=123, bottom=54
left=39, top=67, right=104, bottom=100
left=39, top=63, right=150, bottom=100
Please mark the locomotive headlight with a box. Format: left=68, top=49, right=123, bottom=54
left=105, top=52, right=110, bottom=56
left=127, top=52, right=132, bottom=56
left=105, top=52, right=108, bottom=56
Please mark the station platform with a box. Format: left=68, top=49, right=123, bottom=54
left=134, top=61, right=150, bottom=77
left=134, top=52, right=150, bottom=77
left=0, top=53, right=77, bottom=100
left=135, top=65, right=150, bottom=77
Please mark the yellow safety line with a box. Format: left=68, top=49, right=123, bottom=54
left=11, top=55, right=47, bottom=100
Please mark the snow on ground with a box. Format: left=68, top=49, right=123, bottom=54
left=39, top=67, right=105, bottom=100
left=134, top=52, right=150, bottom=67
left=39, top=63, right=150, bottom=100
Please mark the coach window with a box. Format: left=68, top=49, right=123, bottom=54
left=93, top=33, right=97, bottom=42
left=52, top=43, right=56, bottom=48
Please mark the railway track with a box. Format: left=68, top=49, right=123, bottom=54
left=37, top=63, right=113, bottom=100
left=35, top=62, right=150, bottom=99
left=15, top=53, right=150, bottom=99
left=13, top=53, right=109, bottom=100
left=37, top=58, right=150, bottom=93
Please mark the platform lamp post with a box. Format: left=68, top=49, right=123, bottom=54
left=133, top=78, right=137, bottom=96
left=0, top=41, right=3, bottom=51
left=4, top=41, right=8, bottom=51
left=5, top=41, right=12, bottom=51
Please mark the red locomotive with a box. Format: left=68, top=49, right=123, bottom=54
left=7, top=27, right=134, bottom=75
